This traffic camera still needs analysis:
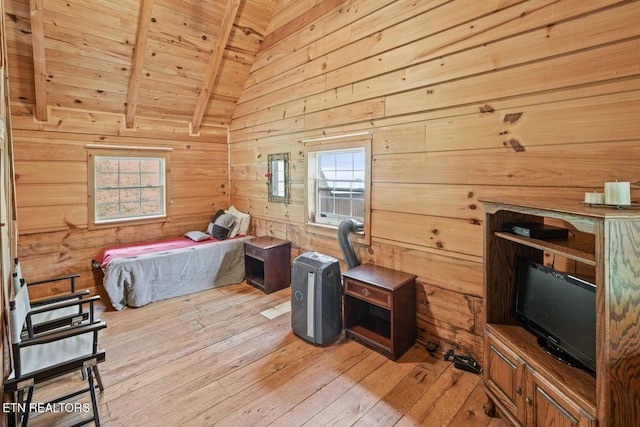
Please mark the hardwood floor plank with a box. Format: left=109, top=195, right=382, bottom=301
left=106, top=315, right=296, bottom=421
left=418, top=373, right=483, bottom=426
left=217, top=335, right=319, bottom=396
left=104, top=289, right=289, bottom=387
left=111, top=380, right=230, bottom=427
left=302, top=346, right=424, bottom=426
left=396, top=367, right=481, bottom=426
left=269, top=349, right=388, bottom=426
left=100, top=282, right=262, bottom=342
left=450, top=382, right=500, bottom=427
left=192, top=339, right=374, bottom=426
left=352, top=354, right=451, bottom=426
left=23, top=282, right=506, bottom=427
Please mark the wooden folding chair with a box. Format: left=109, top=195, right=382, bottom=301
left=4, top=260, right=107, bottom=426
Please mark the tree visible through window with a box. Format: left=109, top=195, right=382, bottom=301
left=93, top=155, right=166, bottom=223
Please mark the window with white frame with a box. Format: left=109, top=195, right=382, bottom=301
left=314, top=148, right=365, bottom=225
left=87, top=147, right=171, bottom=228
left=305, top=136, right=371, bottom=243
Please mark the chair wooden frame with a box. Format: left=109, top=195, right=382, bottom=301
left=28, top=273, right=89, bottom=334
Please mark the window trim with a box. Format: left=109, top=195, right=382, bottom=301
left=304, top=136, right=371, bottom=246
left=86, top=145, right=172, bottom=230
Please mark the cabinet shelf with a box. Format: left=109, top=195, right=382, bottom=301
left=347, top=316, right=392, bottom=349
left=244, top=273, right=264, bottom=288
left=494, top=230, right=596, bottom=266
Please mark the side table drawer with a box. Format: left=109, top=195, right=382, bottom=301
left=344, top=279, right=390, bottom=309
left=245, top=245, right=264, bottom=260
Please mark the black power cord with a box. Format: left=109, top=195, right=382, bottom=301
left=444, top=349, right=483, bottom=375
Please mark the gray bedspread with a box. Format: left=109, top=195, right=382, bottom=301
left=102, top=235, right=254, bottom=310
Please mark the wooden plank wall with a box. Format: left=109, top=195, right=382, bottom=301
left=1, top=0, right=18, bottom=412
left=228, top=0, right=640, bottom=359
left=2, top=0, right=285, bottom=300
left=10, top=120, right=230, bottom=300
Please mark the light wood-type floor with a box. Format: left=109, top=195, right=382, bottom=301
left=26, top=282, right=508, bottom=426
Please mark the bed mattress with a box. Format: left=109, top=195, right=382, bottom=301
left=93, top=235, right=254, bottom=310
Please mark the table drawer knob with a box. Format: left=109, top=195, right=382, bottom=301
left=362, top=288, right=371, bottom=297
left=251, top=249, right=257, bottom=255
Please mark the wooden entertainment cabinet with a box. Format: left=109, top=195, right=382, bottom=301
left=481, top=198, right=640, bottom=427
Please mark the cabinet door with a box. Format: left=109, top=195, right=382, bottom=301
left=484, top=335, right=526, bottom=422
left=527, top=370, right=596, bottom=427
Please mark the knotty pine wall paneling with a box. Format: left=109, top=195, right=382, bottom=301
left=228, top=0, right=640, bottom=359
left=2, top=0, right=282, bottom=302
left=12, top=128, right=229, bottom=301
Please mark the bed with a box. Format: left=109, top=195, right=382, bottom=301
left=92, top=234, right=254, bottom=310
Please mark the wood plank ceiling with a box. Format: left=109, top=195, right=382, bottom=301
left=6, top=0, right=278, bottom=132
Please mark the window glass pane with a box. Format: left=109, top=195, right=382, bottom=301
left=96, top=203, right=119, bottom=219
left=314, top=148, right=365, bottom=225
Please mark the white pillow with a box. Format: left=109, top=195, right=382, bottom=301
left=184, top=230, right=212, bottom=242
left=225, top=205, right=251, bottom=237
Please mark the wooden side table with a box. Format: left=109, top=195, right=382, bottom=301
left=244, top=236, right=291, bottom=294
left=342, top=264, right=416, bottom=360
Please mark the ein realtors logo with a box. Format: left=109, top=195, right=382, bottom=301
left=3, top=402, right=91, bottom=414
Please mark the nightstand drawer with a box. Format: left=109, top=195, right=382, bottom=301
left=344, top=279, right=390, bottom=309
left=245, top=245, right=265, bottom=260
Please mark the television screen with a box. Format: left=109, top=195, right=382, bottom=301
left=514, top=258, right=596, bottom=374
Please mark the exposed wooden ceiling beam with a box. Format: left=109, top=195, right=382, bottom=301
left=190, top=0, right=242, bottom=134
left=29, top=0, right=47, bottom=121
left=125, top=0, right=155, bottom=129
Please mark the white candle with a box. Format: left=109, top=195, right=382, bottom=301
left=584, top=192, right=605, bottom=204
left=604, top=181, right=631, bottom=205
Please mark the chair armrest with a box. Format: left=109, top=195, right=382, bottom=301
left=29, top=295, right=100, bottom=315
left=19, top=321, right=107, bottom=347
left=32, top=312, right=90, bottom=335
left=31, top=290, right=90, bottom=307
left=29, top=274, right=80, bottom=286
left=29, top=273, right=81, bottom=293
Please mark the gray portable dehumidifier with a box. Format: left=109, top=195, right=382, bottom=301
left=291, top=252, right=342, bottom=345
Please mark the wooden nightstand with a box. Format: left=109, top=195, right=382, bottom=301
left=342, top=264, right=416, bottom=360
left=244, top=236, right=291, bottom=294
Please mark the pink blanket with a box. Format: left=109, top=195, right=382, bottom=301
left=93, top=236, right=239, bottom=268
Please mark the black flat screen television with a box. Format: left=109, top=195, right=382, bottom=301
left=514, top=258, right=596, bottom=374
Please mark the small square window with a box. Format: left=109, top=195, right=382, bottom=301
left=305, top=136, right=371, bottom=245
left=87, top=148, right=170, bottom=229
left=314, top=148, right=365, bottom=226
